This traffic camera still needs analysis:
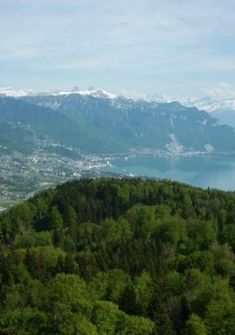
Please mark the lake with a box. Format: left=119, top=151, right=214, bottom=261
left=101, top=155, right=235, bottom=191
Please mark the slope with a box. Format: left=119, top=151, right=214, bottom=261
left=0, top=178, right=234, bottom=334
left=0, top=97, right=126, bottom=154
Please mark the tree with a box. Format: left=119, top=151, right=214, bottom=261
left=64, top=205, right=78, bottom=242
left=205, top=299, right=235, bottom=335
left=91, top=301, right=121, bottom=335
left=185, top=314, right=207, bottom=335
left=118, top=315, right=155, bottom=335
left=50, top=206, right=64, bottom=246
left=134, top=271, right=154, bottom=315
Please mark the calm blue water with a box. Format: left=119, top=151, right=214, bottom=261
left=101, top=155, right=235, bottom=191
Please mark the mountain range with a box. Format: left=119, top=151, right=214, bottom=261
left=0, top=88, right=235, bottom=156
left=181, top=97, right=235, bottom=130
left=147, top=94, right=235, bottom=130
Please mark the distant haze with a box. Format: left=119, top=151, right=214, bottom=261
left=1, top=0, right=235, bottom=99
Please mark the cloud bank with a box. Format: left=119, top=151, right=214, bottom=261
left=1, top=0, right=235, bottom=98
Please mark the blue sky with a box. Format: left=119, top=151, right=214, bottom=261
left=1, top=0, right=235, bottom=98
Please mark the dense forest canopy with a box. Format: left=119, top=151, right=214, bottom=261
left=0, top=178, right=235, bottom=334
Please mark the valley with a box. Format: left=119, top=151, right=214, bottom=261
left=1, top=91, right=235, bottom=209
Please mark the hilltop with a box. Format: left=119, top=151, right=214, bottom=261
left=0, top=178, right=234, bottom=334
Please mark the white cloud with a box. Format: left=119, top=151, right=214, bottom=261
left=202, top=82, right=235, bottom=99
left=52, top=57, right=115, bottom=70
left=1, top=0, right=235, bottom=95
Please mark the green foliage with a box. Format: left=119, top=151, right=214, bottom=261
left=118, top=315, right=155, bottom=335
left=0, top=307, right=47, bottom=335
left=205, top=298, right=235, bottom=335
left=134, top=271, right=154, bottom=314
left=92, top=301, right=121, bottom=335
left=24, top=246, right=65, bottom=280
left=185, top=314, right=207, bottom=335
left=14, top=231, right=52, bottom=249
left=0, top=178, right=235, bottom=334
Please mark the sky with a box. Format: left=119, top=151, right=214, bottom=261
left=1, top=0, right=235, bottom=98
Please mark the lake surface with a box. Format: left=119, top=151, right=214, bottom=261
left=101, top=155, right=235, bottom=191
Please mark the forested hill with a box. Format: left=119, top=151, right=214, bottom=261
left=0, top=178, right=235, bottom=334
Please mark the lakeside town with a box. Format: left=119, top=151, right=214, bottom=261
left=0, top=148, right=112, bottom=211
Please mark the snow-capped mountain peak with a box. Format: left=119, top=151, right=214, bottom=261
left=1, top=86, right=235, bottom=115
left=71, top=88, right=117, bottom=99
left=0, top=87, right=36, bottom=97
left=145, top=93, right=235, bottom=113
left=0, top=86, right=117, bottom=100
left=145, top=93, right=176, bottom=104
left=187, top=98, right=235, bottom=112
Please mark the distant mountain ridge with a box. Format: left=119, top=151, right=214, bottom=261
left=146, top=94, right=235, bottom=130
left=0, top=91, right=235, bottom=155
left=22, top=93, right=235, bottom=155
left=0, top=96, right=124, bottom=154
left=1, top=90, right=235, bottom=208
left=0, top=87, right=117, bottom=99
left=1, top=85, right=235, bottom=129
left=184, top=97, right=235, bottom=130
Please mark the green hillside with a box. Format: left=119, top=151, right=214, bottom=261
left=0, top=97, right=126, bottom=154
left=0, top=178, right=234, bottom=334
left=23, top=94, right=235, bottom=153
left=0, top=122, right=39, bottom=154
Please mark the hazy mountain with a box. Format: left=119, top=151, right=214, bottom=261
left=210, top=109, right=235, bottom=129
left=0, top=87, right=116, bottom=99
left=1, top=92, right=235, bottom=209
left=2, top=85, right=235, bottom=130
left=0, top=93, right=235, bottom=155
left=180, top=97, right=235, bottom=130
left=0, top=122, right=39, bottom=154
left=146, top=94, right=235, bottom=130
left=23, top=93, right=235, bottom=154
left=0, top=87, right=36, bottom=97
left=0, top=96, right=124, bottom=154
